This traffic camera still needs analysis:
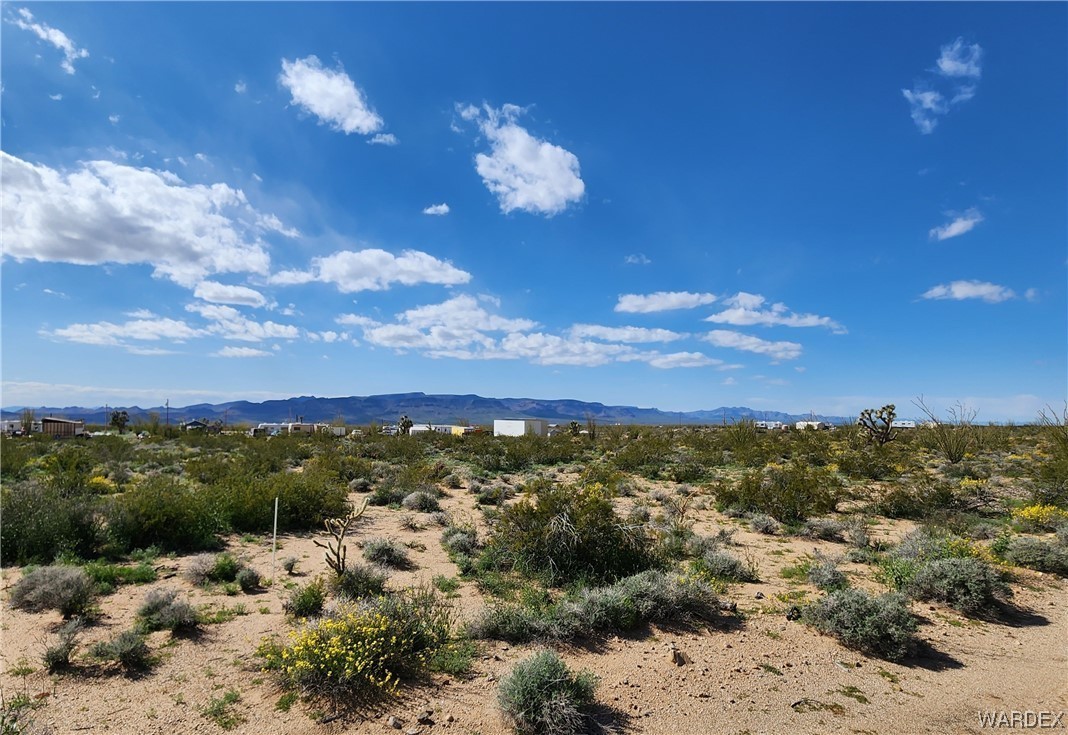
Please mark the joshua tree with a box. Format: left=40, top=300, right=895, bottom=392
left=398, top=415, right=414, bottom=436
left=858, top=404, right=897, bottom=446
left=110, top=410, right=130, bottom=434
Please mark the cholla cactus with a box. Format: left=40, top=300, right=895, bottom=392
left=313, top=499, right=369, bottom=576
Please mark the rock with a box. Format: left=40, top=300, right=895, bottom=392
left=404, top=729, right=423, bottom=735
left=416, top=709, right=434, bottom=725
left=719, top=600, right=738, bottom=612
left=755, top=591, right=765, bottom=599
left=785, top=605, right=802, bottom=621
left=445, top=714, right=455, bottom=723
left=672, top=648, right=692, bottom=666
left=387, top=715, right=402, bottom=729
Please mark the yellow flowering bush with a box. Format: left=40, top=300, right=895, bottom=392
left=260, top=586, right=451, bottom=703
left=1012, top=504, right=1068, bottom=531
left=87, top=475, right=118, bottom=494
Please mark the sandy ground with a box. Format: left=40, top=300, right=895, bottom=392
left=2, top=483, right=1065, bottom=735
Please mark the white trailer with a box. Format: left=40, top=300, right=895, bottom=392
left=493, top=419, right=548, bottom=437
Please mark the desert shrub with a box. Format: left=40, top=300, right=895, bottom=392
left=332, top=564, right=387, bottom=601
left=1, top=481, right=103, bottom=564
left=184, top=554, right=217, bottom=585
left=91, top=629, right=151, bottom=671
left=484, top=480, right=658, bottom=586
left=348, top=477, right=373, bottom=492
left=10, top=566, right=96, bottom=618
left=797, top=518, right=845, bottom=542
left=807, top=556, right=849, bottom=591
left=693, top=549, right=759, bottom=583
left=402, top=490, right=441, bottom=513
left=1001, top=537, right=1068, bottom=576
left=368, top=485, right=408, bottom=506
left=748, top=513, right=780, bottom=535
left=476, top=484, right=515, bottom=506
left=209, top=468, right=350, bottom=534
left=873, top=478, right=957, bottom=520
left=136, top=589, right=199, bottom=633
left=1012, top=504, right=1068, bottom=532
left=442, top=524, right=480, bottom=558
left=262, top=587, right=450, bottom=703
left=362, top=538, right=411, bottom=569
left=498, top=650, right=597, bottom=735
left=282, top=557, right=299, bottom=575
left=802, top=589, right=917, bottom=661
left=43, top=617, right=84, bottom=672
left=285, top=577, right=327, bottom=618
left=915, top=400, right=978, bottom=464
left=82, top=560, right=156, bottom=593
left=236, top=567, right=261, bottom=593
left=210, top=553, right=241, bottom=582
left=906, top=557, right=1009, bottom=615
left=715, top=460, right=842, bottom=523
left=110, top=475, right=221, bottom=552
left=1057, top=525, right=1068, bottom=548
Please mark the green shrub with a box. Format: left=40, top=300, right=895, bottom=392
left=484, top=480, right=658, bottom=586
left=285, top=578, right=327, bottom=618
left=209, top=553, right=241, bottom=582
left=799, top=518, right=846, bottom=542
left=236, top=567, right=261, bottom=593
left=906, top=557, right=1009, bottom=615
left=368, top=485, right=408, bottom=506
left=1002, top=537, right=1068, bottom=576
left=442, top=524, right=480, bottom=557
left=111, top=475, right=221, bottom=552
left=498, top=650, right=597, bottom=735
left=10, top=566, right=96, bottom=618
left=332, top=564, right=387, bottom=601
left=91, top=629, right=152, bottom=671
left=748, top=513, right=780, bottom=535
left=282, top=557, right=299, bottom=575
left=875, top=556, right=921, bottom=590
left=362, top=538, right=412, bottom=569
left=715, top=460, right=842, bottom=523
left=43, top=618, right=84, bottom=672
left=401, top=490, right=441, bottom=513
left=807, top=557, right=849, bottom=591
left=82, top=560, right=157, bottom=593
left=693, top=549, right=759, bottom=583
left=208, top=468, right=350, bottom=534
left=136, top=589, right=199, bottom=633
left=874, top=479, right=957, bottom=520
left=802, top=589, right=917, bottom=661
left=1, top=481, right=103, bottom=564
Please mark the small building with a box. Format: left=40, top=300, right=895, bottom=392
left=795, top=420, right=828, bottom=431
left=891, top=420, right=917, bottom=429
left=754, top=421, right=784, bottom=431
left=1, top=420, right=22, bottom=434
left=180, top=419, right=210, bottom=432
left=41, top=417, right=85, bottom=438
left=494, top=419, right=548, bottom=437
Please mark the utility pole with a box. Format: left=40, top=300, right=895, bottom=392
left=165, top=399, right=170, bottom=430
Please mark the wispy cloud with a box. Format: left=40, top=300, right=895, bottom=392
left=569, top=324, right=686, bottom=343
left=705, top=292, right=846, bottom=333
left=279, top=55, right=383, bottom=136
left=422, top=203, right=450, bottom=216
left=234, top=80, right=247, bottom=94
left=615, top=291, right=717, bottom=313
left=624, top=253, right=651, bottom=265
left=903, top=37, right=983, bottom=134
left=270, top=249, right=471, bottom=293
left=701, top=329, right=802, bottom=361
left=368, top=133, right=398, bottom=146
left=459, top=103, right=584, bottom=216
left=214, top=346, right=272, bottom=358
left=8, top=7, right=88, bottom=74
left=921, top=280, right=1016, bottom=303
left=929, top=208, right=983, bottom=241
left=193, top=281, right=268, bottom=308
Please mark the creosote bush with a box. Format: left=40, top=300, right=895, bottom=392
left=285, top=577, right=327, bottom=618
left=498, top=650, right=597, bottom=735
left=715, top=460, right=842, bottom=523
left=10, top=566, right=96, bottom=618
left=802, top=589, right=917, bottom=661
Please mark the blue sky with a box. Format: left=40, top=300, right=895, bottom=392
left=2, top=3, right=1065, bottom=421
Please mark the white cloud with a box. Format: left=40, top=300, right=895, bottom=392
left=950, top=85, right=977, bottom=104
left=45, top=317, right=204, bottom=347
left=902, top=87, right=946, bottom=135
left=42, top=288, right=68, bottom=299
left=702, top=330, right=803, bottom=360
left=1, top=152, right=286, bottom=288
left=705, top=292, right=846, bottom=333
left=368, top=133, right=398, bottom=146
left=636, top=351, right=723, bottom=369
left=279, top=55, right=383, bottom=135
left=422, top=203, right=450, bottom=216
left=194, top=152, right=209, bottom=163
left=214, top=346, right=271, bottom=358
left=270, top=249, right=470, bottom=293
left=570, top=324, right=685, bottom=343
left=193, top=281, right=268, bottom=308
left=624, top=253, right=651, bottom=265
left=234, top=80, right=247, bottom=94
left=9, top=7, right=88, bottom=74
left=108, top=114, right=120, bottom=125
left=936, top=38, right=982, bottom=78
left=335, top=313, right=381, bottom=328
left=462, top=103, right=584, bottom=216
left=494, top=332, right=632, bottom=366
left=615, top=291, right=717, bottom=313
left=929, top=208, right=983, bottom=241
left=49, top=93, right=62, bottom=101
left=722, top=377, right=737, bottom=386
left=186, top=302, right=301, bottom=342
left=920, top=280, right=1016, bottom=303
left=400, top=295, right=536, bottom=332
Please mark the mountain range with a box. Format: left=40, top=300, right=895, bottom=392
left=1, top=393, right=849, bottom=427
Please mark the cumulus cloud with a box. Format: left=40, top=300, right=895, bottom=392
left=400, top=295, right=536, bottom=332
left=929, top=208, right=983, bottom=241
left=493, top=332, right=632, bottom=366
left=904, top=37, right=983, bottom=134
left=936, top=38, right=982, bottom=78
left=624, top=253, right=651, bottom=265
left=270, top=248, right=470, bottom=293
left=45, top=317, right=204, bottom=347
left=632, top=351, right=727, bottom=369
left=422, top=203, right=450, bottom=216
left=461, top=103, right=584, bottom=216
left=214, top=346, right=272, bottom=358
left=9, top=7, right=88, bottom=74
left=234, top=80, right=247, bottom=94
left=186, top=302, right=301, bottom=342
left=279, top=55, right=383, bottom=135
left=920, top=280, right=1016, bottom=303
left=569, top=324, right=685, bottom=343
left=193, top=281, right=268, bottom=308
left=705, top=292, right=846, bottom=333
left=368, top=133, right=398, bottom=146
left=1, top=152, right=288, bottom=288
left=702, top=330, right=802, bottom=361
left=614, top=291, right=717, bottom=314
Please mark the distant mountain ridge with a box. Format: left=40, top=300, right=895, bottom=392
left=1, top=393, right=849, bottom=427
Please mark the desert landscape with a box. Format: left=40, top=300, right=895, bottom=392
left=2, top=414, right=1066, bottom=735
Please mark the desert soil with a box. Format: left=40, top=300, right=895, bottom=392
left=2, top=482, right=1065, bottom=735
